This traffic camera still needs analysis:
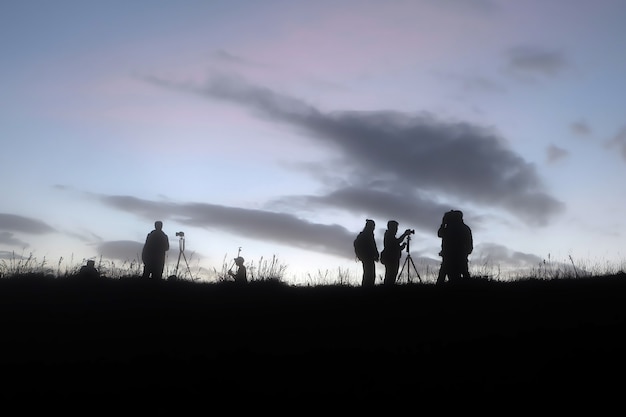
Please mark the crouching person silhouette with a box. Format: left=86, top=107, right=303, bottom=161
left=142, top=220, right=170, bottom=280
left=79, top=260, right=100, bottom=279
left=437, top=210, right=473, bottom=285
left=228, top=256, right=248, bottom=284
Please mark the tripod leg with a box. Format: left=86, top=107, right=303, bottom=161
left=175, top=251, right=182, bottom=276
left=181, top=251, right=193, bottom=280
left=408, top=256, right=421, bottom=282
left=397, top=256, right=409, bottom=284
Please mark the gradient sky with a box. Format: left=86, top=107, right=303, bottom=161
left=2, top=0, right=626, bottom=284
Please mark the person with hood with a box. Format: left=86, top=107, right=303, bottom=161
left=353, top=219, right=380, bottom=287
left=436, top=210, right=473, bottom=285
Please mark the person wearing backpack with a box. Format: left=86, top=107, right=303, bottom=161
left=354, top=219, right=380, bottom=287
left=436, top=210, right=473, bottom=285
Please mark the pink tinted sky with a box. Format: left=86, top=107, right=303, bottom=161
left=2, top=0, right=626, bottom=283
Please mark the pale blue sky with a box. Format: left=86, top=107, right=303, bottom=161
left=2, top=0, right=626, bottom=283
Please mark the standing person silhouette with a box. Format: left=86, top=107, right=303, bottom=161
left=353, top=219, right=380, bottom=287
left=228, top=256, right=248, bottom=284
left=142, top=220, right=170, bottom=280
left=436, top=210, right=473, bottom=285
left=382, top=220, right=413, bottom=286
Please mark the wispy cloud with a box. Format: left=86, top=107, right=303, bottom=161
left=607, top=126, right=626, bottom=162
left=571, top=120, right=591, bottom=137
left=505, top=45, right=569, bottom=80
left=546, top=144, right=569, bottom=163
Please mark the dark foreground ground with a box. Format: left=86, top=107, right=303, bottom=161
left=1, top=274, right=626, bottom=412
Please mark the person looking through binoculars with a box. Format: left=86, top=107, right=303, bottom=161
left=381, top=220, right=414, bottom=286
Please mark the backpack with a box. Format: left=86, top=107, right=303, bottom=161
left=379, top=248, right=388, bottom=265
left=353, top=232, right=367, bottom=261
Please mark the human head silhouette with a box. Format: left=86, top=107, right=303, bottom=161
left=387, top=220, right=399, bottom=231
left=155, top=221, right=163, bottom=230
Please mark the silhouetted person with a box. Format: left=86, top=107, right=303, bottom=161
left=436, top=210, right=473, bottom=285
left=382, top=220, right=413, bottom=286
left=228, top=256, right=247, bottom=284
left=78, top=260, right=99, bottom=279
left=354, top=219, right=380, bottom=287
left=142, top=220, right=170, bottom=280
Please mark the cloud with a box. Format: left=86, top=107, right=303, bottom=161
left=146, top=72, right=564, bottom=226
left=0, top=231, right=29, bottom=247
left=505, top=45, right=569, bottom=80
left=435, top=71, right=506, bottom=95
left=268, top=186, right=454, bottom=234
left=607, top=126, right=626, bottom=162
left=98, top=195, right=356, bottom=259
left=213, top=49, right=264, bottom=69
left=471, top=243, right=584, bottom=278
left=546, top=145, right=569, bottom=163
left=571, top=120, right=591, bottom=137
left=96, top=240, right=144, bottom=262
left=472, top=242, right=543, bottom=269
left=0, top=213, right=56, bottom=234
left=0, top=250, right=32, bottom=260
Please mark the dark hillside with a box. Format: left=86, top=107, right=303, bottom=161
left=1, top=275, right=625, bottom=411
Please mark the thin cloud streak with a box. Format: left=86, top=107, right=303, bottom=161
left=505, top=45, right=569, bottom=79
left=96, top=240, right=144, bottom=263
left=98, top=195, right=355, bottom=258
left=0, top=213, right=56, bottom=234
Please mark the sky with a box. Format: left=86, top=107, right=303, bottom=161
left=2, top=0, right=626, bottom=285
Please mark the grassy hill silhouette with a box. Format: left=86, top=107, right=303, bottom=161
left=1, top=273, right=625, bottom=411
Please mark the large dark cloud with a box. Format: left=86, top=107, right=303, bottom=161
left=146, top=73, right=564, bottom=227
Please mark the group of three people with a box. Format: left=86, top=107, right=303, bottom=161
left=355, top=210, right=473, bottom=287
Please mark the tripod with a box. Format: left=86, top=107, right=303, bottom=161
left=397, top=235, right=421, bottom=283
left=173, top=233, right=193, bottom=280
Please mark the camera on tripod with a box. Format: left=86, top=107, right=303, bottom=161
left=176, top=231, right=184, bottom=237
left=406, top=229, right=415, bottom=235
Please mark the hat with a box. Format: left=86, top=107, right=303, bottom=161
left=234, top=256, right=245, bottom=264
